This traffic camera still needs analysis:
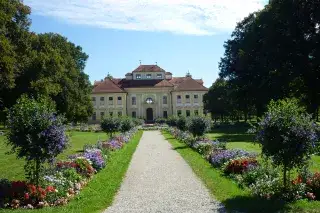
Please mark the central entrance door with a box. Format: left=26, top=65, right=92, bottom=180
left=146, top=108, right=153, bottom=122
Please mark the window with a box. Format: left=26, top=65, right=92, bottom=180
left=186, top=110, right=191, bottom=117
left=118, top=111, right=122, bottom=117
left=136, top=74, right=141, bottom=79
left=100, top=97, right=105, bottom=105
left=186, top=95, right=190, bottom=103
left=109, top=97, right=113, bottom=105
left=146, top=97, right=153, bottom=104
left=92, top=97, right=96, bottom=105
left=163, top=96, right=167, bottom=104
left=157, top=74, right=162, bottom=78
left=146, top=74, right=152, bottom=79
left=100, top=112, right=105, bottom=119
left=177, top=110, right=182, bottom=116
left=132, top=97, right=136, bottom=105
left=132, top=111, right=136, bottom=118
left=163, top=111, right=168, bottom=118
left=177, top=95, right=182, bottom=104
left=117, top=96, right=122, bottom=105
left=92, top=112, right=96, bottom=121
left=194, top=110, right=199, bottom=116
left=194, top=94, right=199, bottom=103
left=109, top=112, right=113, bottom=117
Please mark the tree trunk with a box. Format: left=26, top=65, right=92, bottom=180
left=244, top=112, right=248, bottom=123
left=283, top=165, right=287, bottom=190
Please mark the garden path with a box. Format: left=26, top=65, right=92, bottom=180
left=104, top=130, right=225, bottom=213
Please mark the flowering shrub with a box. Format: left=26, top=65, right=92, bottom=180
left=306, top=172, right=320, bottom=200
left=119, top=117, right=134, bottom=133
left=84, top=149, right=106, bottom=171
left=6, top=95, right=68, bottom=185
left=256, top=99, right=318, bottom=188
left=210, top=149, right=257, bottom=167
left=249, top=174, right=282, bottom=200
left=224, top=157, right=258, bottom=174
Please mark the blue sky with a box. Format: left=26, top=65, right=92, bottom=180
left=25, top=0, right=268, bottom=88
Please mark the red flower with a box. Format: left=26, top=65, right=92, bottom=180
left=46, top=186, right=55, bottom=192
left=24, top=193, right=30, bottom=200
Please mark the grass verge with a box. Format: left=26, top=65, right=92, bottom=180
left=1, top=130, right=142, bottom=213
left=162, top=131, right=320, bottom=213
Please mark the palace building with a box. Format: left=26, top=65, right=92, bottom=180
left=90, top=64, right=208, bottom=122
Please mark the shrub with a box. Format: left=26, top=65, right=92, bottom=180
left=101, top=116, right=121, bottom=137
left=224, top=157, right=258, bottom=174
left=256, top=99, right=318, bottom=189
left=155, top=117, right=167, bottom=125
left=187, top=116, right=210, bottom=137
left=6, top=95, right=68, bottom=186
left=119, top=117, right=133, bottom=133
left=177, top=116, right=187, bottom=131
left=306, top=172, right=320, bottom=200
left=132, top=118, right=144, bottom=126
left=239, top=164, right=280, bottom=188
left=249, top=174, right=282, bottom=200
left=210, top=149, right=257, bottom=167
left=84, top=148, right=106, bottom=171
left=166, top=116, right=178, bottom=127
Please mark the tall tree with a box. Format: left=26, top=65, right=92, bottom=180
left=219, top=0, right=320, bottom=117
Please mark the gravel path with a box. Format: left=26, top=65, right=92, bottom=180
left=104, top=131, right=225, bottom=213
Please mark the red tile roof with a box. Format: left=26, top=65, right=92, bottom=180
left=174, top=77, right=208, bottom=91
left=92, top=78, right=124, bottom=93
left=92, top=65, right=207, bottom=93
left=132, top=65, right=165, bottom=72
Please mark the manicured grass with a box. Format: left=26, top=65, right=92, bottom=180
left=1, top=130, right=142, bottom=213
left=0, top=131, right=109, bottom=180
left=163, top=131, right=320, bottom=213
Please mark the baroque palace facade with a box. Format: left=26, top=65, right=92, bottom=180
left=90, top=65, right=208, bottom=122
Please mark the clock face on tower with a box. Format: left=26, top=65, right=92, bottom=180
left=146, top=97, right=153, bottom=104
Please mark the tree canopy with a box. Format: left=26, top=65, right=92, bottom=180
left=214, top=0, right=320, bottom=120
left=0, top=0, right=93, bottom=123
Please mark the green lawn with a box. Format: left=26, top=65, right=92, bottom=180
left=0, top=130, right=142, bottom=213
left=163, top=131, right=320, bottom=213
left=0, top=131, right=109, bottom=180
left=206, top=125, right=320, bottom=172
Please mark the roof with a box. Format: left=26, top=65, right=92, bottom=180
left=92, top=78, right=125, bottom=93
left=174, top=77, right=208, bottom=91
left=132, top=65, right=165, bottom=73
left=92, top=65, right=208, bottom=93
left=117, top=79, right=173, bottom=88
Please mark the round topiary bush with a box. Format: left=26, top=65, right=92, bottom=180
left=6, top=95, right=68, bottom=185
left=166, top=116, right=178, bottom=127
left=101, top=116, right=121, bottom=137
left=187, top=116, right=210, bottom=137
left=256, top=99, right=318, bottom=189
left=120, top=116, right=133, bottom=133
left=177, top=116, right=187, bottom=131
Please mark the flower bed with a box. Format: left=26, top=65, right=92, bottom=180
left=165, top=126, right=320, bottom=202
left=0, top=128, right=138, bottom=209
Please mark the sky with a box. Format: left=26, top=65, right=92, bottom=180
left=25, top=0, right=268, bottom=88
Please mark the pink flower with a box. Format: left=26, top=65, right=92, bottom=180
left=306, top=192, right=316, bottom=200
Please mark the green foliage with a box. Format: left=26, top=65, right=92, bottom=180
left=166, top=116, right=178, bottom=127
left=256, top=99, right=318, bottom=188
left=132, top=118, right=144, bottom=126
left=0, top=1, right=92, bottom=124
left=177, top=116, right=187, bottom=131
left=187, top=116, right=210, bottom=137
left=155, top=117, right=167, bottom=125
left=119, top=117, right=133, bottom=133
left=101, top=117, right=121, bottom=137
left=219, top=0, right=320, bottom=117
left=6, top=95, right=68, bottom=185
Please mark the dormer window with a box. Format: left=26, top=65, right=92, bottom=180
left=157, top=74, right=162, bottom=78
left=146, top=74, right=152, bottom=79
left=136, top=74, right=141, bottom=79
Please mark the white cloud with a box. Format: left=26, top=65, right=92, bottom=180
left=25, top=0, right=266, bottom=35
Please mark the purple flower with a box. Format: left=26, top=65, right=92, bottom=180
left=210, top=149, right=257, bottom=167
